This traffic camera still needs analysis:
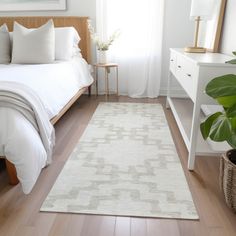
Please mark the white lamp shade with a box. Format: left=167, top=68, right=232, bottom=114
left=190, top=0, right=215, bottom=20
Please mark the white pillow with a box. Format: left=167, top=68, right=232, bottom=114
left=12, top=20, right=55, bottom=64
left=55, top=27, right=81, bottom=60
left=0, top=24, right=11, bottom=64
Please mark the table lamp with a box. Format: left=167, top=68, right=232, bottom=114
left=185, top=0, right=215, bottom=53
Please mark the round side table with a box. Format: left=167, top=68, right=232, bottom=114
left=93, top=63, right=119, bottom=96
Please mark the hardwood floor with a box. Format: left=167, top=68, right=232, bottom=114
left=0, top=95, right=236, bottom=236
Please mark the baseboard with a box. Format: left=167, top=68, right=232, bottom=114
left=88, top=87, right=187, bottom=98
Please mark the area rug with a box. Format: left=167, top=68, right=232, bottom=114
left=41, top=103, right=198, bottom=219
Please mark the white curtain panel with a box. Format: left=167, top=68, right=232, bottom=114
left=96, top=0, right=165, bottom=98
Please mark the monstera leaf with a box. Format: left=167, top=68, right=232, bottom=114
left=200, top=73, right=236, bottom=149
left=205, top=74, right=236, bottom=107
left=200, top=112, right=222, bottom=139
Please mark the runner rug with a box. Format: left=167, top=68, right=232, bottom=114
left=41, top=103, right=198, bottom=219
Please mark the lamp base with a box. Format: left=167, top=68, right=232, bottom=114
left=184, top=46, right=206, bottom=53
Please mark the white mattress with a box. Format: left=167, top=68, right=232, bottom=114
left=0, top=56, right=93, bottom=119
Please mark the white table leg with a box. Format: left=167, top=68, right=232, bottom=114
left=188, top=100, right=201, bottom=170
left=166, top=71, right=173, bottom=109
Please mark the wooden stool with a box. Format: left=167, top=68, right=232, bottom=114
left=94, top=63, right=119, bottom=96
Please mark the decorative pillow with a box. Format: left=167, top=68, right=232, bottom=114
left=12, top=20, right=55, bottom=64
left=0, top=24, right=11, bottom=64
left=55, top=27, right=81, bottom=60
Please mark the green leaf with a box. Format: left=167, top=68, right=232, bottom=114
left=231, top=117, right=236, bottom=130
left=227, top=135, right=236, bottom=149
left=226, top=59, right=236, bottom=64
left=217, top=95, right=236, bottom=108
left=200, top=112, right=222, bottom=140
left=209, top=115, right=232, bottom=141
left=233, top=51, right=236, bottom=56
left=206, top=74, right=236, bottom=99
left=226, top=103, right=236, bottom=117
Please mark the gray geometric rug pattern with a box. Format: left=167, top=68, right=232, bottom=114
left=41, top=103, right=199, bottom=219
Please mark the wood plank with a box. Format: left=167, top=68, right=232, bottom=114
left=98, top=216, right=116, bottom=236
left=33, top=213, right=57, bottom=236
left=114, top=217, right=130, bottom=236
left=48, top=214, right=71, bottom=236
left=14, top=226, right=38, bottom=236
left=66, top=215, right=85, bottom=236
left=147, top=219, right=180, bottom=236
left=80, top=215, right=103, bottom=236
left=131, top=218, right=147, bottom=236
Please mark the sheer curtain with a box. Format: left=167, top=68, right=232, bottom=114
left=96, top=0, right=165, bottom=98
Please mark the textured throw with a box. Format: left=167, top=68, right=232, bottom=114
left=41, top=103, right=198, bottom=219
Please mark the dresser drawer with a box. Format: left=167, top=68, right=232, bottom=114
left=169, top=51, right=177, bottom=75
left=175, top=55, right=197, bottom=101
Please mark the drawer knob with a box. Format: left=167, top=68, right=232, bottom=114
left=178, top=65, right=181, bottom=68
left=170, top=59, right=174, bottom=62
left=187, top=73, right=191, bottom=77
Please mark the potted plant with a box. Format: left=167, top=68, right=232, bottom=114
left=200, top=73, right=236, bottom=211
left=87, top=20, right=120, bottom=64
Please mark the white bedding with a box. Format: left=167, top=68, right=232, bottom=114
left=0, top=56, right=93, bottom=119
left=0, top=57, right=93, bottom=193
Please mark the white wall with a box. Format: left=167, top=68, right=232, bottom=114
left=0, top=0, right=194, bottom=96
left=160, top=0, right=194, bottom=95
left=220, top=0, right=236, bottom=55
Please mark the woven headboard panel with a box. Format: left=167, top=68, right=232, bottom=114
left=0, top=16, right=91, bottom=63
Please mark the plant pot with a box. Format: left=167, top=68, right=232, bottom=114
left=97, top=50, right=107, bottom=64
left=220, top=149, right=236, bottom=212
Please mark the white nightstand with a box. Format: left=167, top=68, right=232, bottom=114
left=167, top=48, right=236, bottom=170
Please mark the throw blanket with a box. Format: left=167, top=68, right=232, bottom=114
left=0, top=81, right=55, bottom=193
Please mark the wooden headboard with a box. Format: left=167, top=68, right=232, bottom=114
left=0, top=16, right=91, bottom=63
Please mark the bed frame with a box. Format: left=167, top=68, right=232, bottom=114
left=0, top=16, right=92, bottom=186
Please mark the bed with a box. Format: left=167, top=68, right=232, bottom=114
left=0, top=16, right=93, bottom=193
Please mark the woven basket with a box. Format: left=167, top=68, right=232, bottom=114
left=220, top=150, right=236, bottom=212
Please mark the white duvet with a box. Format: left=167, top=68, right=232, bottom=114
left=0, top=57, right=93, bottom=194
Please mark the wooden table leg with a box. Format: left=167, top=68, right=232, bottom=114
left=107, top=68, right=109, bottom=96
left=95, top=66, right=98, bottom=96
left=5, top=159, right=19, bottom=185
left=116, top=66, right=119, bottom=96
left=105, top=68, right=109, bottom=96
left=88, top=86, right=91, bottom=97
